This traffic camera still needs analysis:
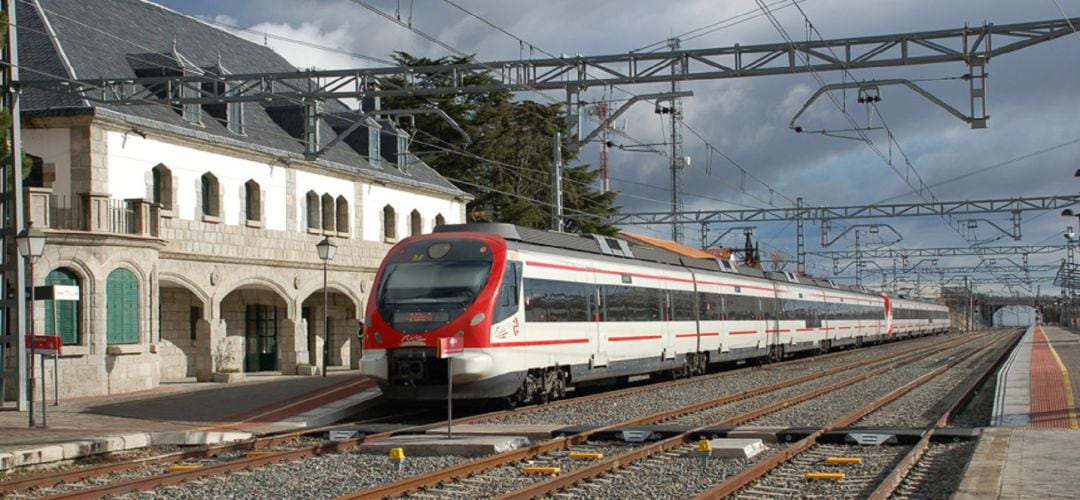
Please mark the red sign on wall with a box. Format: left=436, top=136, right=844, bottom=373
left=26, top=335, right=62, bottom=356
left=438, top=336, right=464, bottom=358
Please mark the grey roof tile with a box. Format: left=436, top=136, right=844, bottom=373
left=18, top=0, right=465, bottom=197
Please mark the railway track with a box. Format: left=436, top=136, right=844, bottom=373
left=338, top=331, right=998, bottom=499
left=1, top=331, right=996, bottom=498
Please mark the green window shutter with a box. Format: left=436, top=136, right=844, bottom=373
left=107, top=269, right=139, bottom=344
left=45, top=269, right=80, bottom=345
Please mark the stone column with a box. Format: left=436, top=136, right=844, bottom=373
left=278, top=317, right=307, bottom=375
left=194, top=318, right=226, bottom=382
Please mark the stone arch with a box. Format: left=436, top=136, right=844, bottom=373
left=219, top=281, right=292, bottom=374
left=158, top=272, right=211, bottom=380
left=301, top=280, right=361, bottom=374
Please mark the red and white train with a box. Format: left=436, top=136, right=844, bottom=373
left=360, top=223, right=950, bottom=404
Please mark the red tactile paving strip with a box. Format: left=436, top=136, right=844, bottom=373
left=1028, top=326, right=1078, bottom=429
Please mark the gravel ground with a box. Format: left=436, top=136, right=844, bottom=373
left=891, top=441, right=978, bottom=499
left=20, top=334, right=973, bottom=499
left=857, top=337, right=1008, bottom=428
left=551, top=442, right=786, bottom=499
left=494, top=335, right=963, bottom=428
left=401, top=443, right=633, bottom=499
left=113, top=451, right=472, bottom=500
left=732, top=443, right=910, bottom=499
left=749, top=339, right=989, bottom=427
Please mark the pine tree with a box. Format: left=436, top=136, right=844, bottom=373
left=383, top=52, right=618, bottom=235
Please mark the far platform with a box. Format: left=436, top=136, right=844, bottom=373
left=957, top=324, right=1080, bottom=499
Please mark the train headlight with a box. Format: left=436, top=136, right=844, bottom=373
left=470, top=313, right=486, bottom=326
left=373, top=331, right=383, bottom=344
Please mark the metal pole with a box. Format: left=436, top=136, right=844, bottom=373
left=52, top=307, right=57, bottom=405
left=4, top=0, right=29, bottom=414
left=551, top=131, right=563, bottom=231
left=322, top=259, right=328, bottom=377
left=28, top=258, right=34, bottom=427
left=447, top=357, right=453, bottom=439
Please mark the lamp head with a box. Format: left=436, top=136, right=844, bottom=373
left=316, top=236, right=337, bottom=261
left=16, top=222, right=47, bottom=259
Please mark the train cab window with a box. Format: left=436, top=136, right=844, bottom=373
left=493, top=261, right=522, bottom=324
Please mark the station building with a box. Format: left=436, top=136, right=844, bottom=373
left=2, top=0, right=468, bottom=399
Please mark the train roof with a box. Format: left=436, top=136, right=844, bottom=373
left=432, top=223, right=927, bottom=301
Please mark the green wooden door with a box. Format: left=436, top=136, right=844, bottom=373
left=106, top=269, right=139, bottom=344
left=45, top=269, right=80, bottom=345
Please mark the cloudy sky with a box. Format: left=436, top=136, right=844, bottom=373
left=158, top=0, right=1080, bottom=298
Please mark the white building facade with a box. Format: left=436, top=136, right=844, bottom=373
left=3, top=0, right=469, bottom=399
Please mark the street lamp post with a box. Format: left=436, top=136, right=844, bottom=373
left=16, top=222, right=47, bottom=428
left=316, top=237, right=337, bottom=378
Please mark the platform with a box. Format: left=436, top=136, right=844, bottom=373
left=0, top=371, right=380, bottom=472
left=956, top=325, right=1080, bottom=499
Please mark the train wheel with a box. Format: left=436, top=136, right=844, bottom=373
left=768, top=344, right=785, bottom=363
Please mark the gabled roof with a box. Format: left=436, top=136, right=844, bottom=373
left=17, top=0, right=465, bottom=197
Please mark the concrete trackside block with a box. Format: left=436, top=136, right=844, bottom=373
left=151, top=431, right=252, bottom=446
left=700, top=438, right=766, bottom=459
left=423, top=424, right=565, bottom=441
left=121, top=433, right=151, bottom=449
left=0, top=452, right=14, bottom=471
left=724, top=427, right=788, bottom=443
left=358, top=434, right=529, bottom=457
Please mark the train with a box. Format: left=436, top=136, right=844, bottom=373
left=359, top=223, right=951, bottom=405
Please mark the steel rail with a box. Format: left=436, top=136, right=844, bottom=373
left=695, top=330, right=1017, bottom=499
left=9, top=335, right=940, bottom=497
left=0, top=416, right=398, bottom=495
left=342, top=333, right=976, bottom=499
left=495, top=333, right=988, bottom=500
left=866, top=328, right=1024, bottom=499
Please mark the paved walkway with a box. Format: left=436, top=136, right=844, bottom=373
left=0, top=371, right=380, bottom=471
left=957, top=325, right=1080, bottom=499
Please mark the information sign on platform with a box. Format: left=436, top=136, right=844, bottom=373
left=438, top=336, right=464, bottom=358
left=27, top=335, right=62, bottom=357
left=32, top=285, right=80, bottom=301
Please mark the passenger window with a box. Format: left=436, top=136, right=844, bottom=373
left=493, top=261, right=522, bottom=324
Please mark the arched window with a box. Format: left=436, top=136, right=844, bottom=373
left=321, top=194, right=334, bottom=231
left=335, top=196, right=349, bottom=233
left=245, top=179, right=260, bottom=222
left=45, top=268, right=80, bottom=345
left=306, top=191, right=319, bottom=230
left=152, top=164, right=173, bottom=210
left=200, top=173, right=219, bottom=217
left=410, top=209, right=422, bottom=236
left=383, top=205, right=396, bottom=240
left=435, top=213, right=446, bottom=227
left=106, top=268, right=139, bottom=344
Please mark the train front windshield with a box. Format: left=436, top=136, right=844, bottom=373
left=376, top=238, right=494, bottom=333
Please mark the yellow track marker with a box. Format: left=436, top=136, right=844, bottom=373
left=246, top=451, right=277, bottom=458
left=824, top=457, right=863, bottom=464
left=805, top=472, right=845, bottom=480
left=168, top=465, right=204, bottom=472
left=522, top=466, right=561, bottom=474
left=568, top=452, right=604, bottom=460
